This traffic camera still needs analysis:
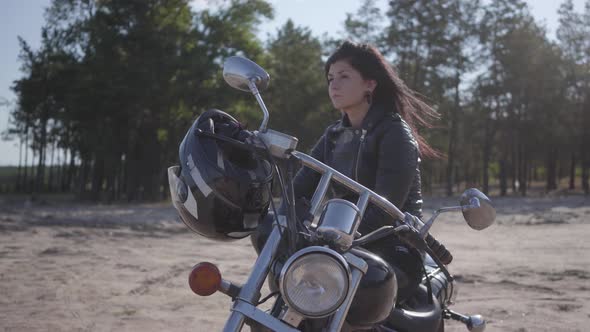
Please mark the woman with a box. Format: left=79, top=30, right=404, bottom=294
left=291, top=40, right=440, bottom=302
left=252, top=40, right=440, bottom=302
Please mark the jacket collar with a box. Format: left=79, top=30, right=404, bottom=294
left=331, top=103, right=391, bottom=133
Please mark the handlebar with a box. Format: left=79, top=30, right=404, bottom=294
left=289, top=150, right=453, bottom=266
left=290, top=151, right=406, bottom=224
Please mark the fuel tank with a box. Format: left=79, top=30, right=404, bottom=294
left=345, top=247, right=398, bottom=327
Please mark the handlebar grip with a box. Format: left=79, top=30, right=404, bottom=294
left=425, top=233, right=453, bottom=265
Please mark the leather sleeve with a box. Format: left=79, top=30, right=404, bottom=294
left=361, top=121, right=419, bottom=232
left=292, top=132, right=327, bottom=199
left=276, top=132, right=327, bottom=217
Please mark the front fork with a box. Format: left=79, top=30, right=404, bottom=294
left=224, top=221, right=298, bottom=332
left=224, top=218, right=369, bottom=332
left=325, top=252, right=368, bottom=331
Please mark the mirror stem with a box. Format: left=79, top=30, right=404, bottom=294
left=420, top=210, right=442, bottom=238
left=419, top=198, right=481, bottom=238
left=248, top=78, right=270, bottom=133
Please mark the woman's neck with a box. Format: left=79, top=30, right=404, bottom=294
left=342, top=102, right=370, bottom=129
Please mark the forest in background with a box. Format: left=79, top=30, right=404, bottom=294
left=1, top=0, right=589, bottom=201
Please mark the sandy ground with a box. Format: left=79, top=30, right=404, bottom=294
left=0, top=194, right=588, bottom=332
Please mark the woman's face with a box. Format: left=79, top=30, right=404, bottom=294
left=327, top=60, right=375, bottom=110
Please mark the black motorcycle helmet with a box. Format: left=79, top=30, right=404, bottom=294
left=168, top=109, right=273, bottom=241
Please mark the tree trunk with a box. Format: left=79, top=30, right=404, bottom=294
left=125, top=151, right=138, bottom=202
left=518, top=143, right=527, bottom=196
left=79, top=159, right=90, bottom=197
left=546, top=148, right=558, bottom=191
left=91, top=156, right=105, bottom=201
left=16, top=135, right=23, bottom=192
left=119, top=155, right=126, bottom=201
left=48, top=142, right=55, bottom=192
left=557, top=156, right=567, bottom=181
left=582, top=145, right=589, bottom=195
left=105, top=170, right=114, bottom=203
left=143, top=162, right=161, bottom=202
left=527, top=162, right=533, bottom=191
left=482, top=119, right=492, bottom=195
left=56, top=148, right=62, bottom=193
left=499, top=159, right=507, bottom=196
left=506, top=108, right=515, bottom=195
left=511, top=139, right=517, bottom=194
left=583, top=98, right=590, bottom=194
left=446, top=131, right=456, bottom=197
left=160, top=168, right=169, bottom=200
left=34, top=114, right=49, bottom=197
left=582, top=165, right=589, bottom=195
left=61, top=127, right=70, bottom=192
left=114, top=158, right=123, bottom=201
left=60, top=149, right=67, bottom=192
left=519, top=150, right=527, bottom=197
left=446, top=72, right=461, bottom=197
left=66, top=149, right=76, bottom=192
left=569, top=153, right=576, bottom=190
left=29, top=152, right=37, bottom=194
left=23, top=128, right=29, bottom=193
left=482, top=151, right=490, bottom=195
left=34, top=146, right=45, bottom=199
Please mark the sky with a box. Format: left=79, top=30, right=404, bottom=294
left=0, top=0, right=586, bottom=166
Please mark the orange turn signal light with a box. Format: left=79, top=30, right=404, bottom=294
left=188, top=262, right=222, bottom=296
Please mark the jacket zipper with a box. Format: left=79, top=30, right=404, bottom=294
left=354, top=129, right=367, bottom=181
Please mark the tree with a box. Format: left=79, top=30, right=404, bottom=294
left=264, top=20, right=335, bottom=150
left=8, top=0, right=274, bottom=201
left=557, top=0, right=590, bottom=194
left=474, top=0, right=532, bottom=195
left=343, top=0, right=385, bottom=47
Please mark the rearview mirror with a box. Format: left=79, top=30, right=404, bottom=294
left=460, top=188, right=496, bottom=230
left=222, top=56, right=271, bottom=132
left=223, top=56, right=269, bottom=93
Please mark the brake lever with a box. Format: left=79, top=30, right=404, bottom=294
left=350, top=223, right=416, bottom=248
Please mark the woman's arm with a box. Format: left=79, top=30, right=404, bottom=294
left=292, top=133, right=327, bottom=199
left=361, top=121, right=419, bottom=231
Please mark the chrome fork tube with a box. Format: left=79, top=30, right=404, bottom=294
left=310, top=171, right=333, bottom=227
left=223, top=222, right=283, bottom=332
left=327, top=252, right=369, bottom=332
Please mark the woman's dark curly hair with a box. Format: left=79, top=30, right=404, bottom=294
left=325, top=40, right=440, bottom=158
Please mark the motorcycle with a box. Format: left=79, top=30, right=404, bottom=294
left=172, top=56, right=496, bottom=331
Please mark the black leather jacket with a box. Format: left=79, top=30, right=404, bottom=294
left=293, top=103, right=423, bottom=236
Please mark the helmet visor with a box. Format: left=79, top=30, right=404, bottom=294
left=168, top=166, right=185, bottom=209
left=168, top=166, right=201, bottom=233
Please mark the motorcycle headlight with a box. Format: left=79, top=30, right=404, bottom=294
left=279, top=247, right=350, bottom=318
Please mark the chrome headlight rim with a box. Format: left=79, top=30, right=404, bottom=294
left=278, top=246, right=351, bottom=318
